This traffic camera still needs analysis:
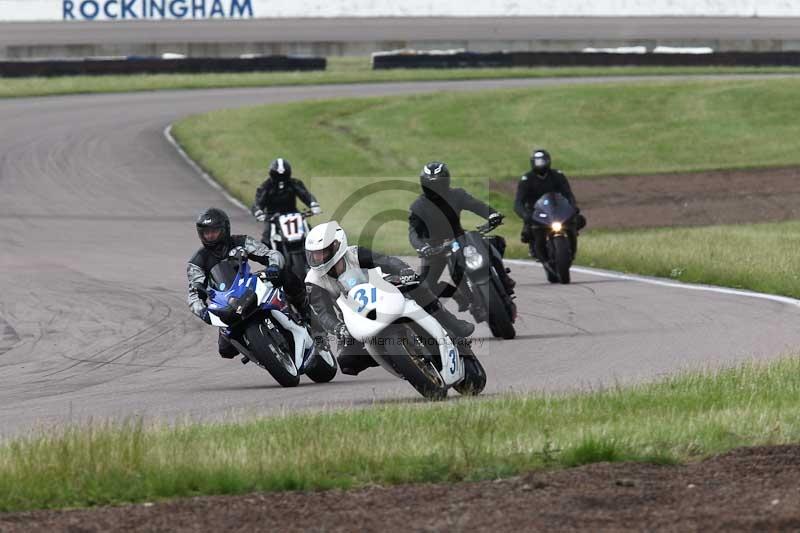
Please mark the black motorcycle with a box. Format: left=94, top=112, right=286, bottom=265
left=423, top=218, right=516, bottom=340
left=531, top=192, right=578, bottom=284
left=265, top=209, right=316, bottom=281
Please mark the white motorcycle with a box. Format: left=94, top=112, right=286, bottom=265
left=335, top=267, right=487, bottom=400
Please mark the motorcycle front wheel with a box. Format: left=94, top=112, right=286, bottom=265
left=383, top=324, right=447, bottom=401
left=244, top=322, right=300, bottom=387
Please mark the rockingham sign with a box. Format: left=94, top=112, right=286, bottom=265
left=1, top=0, right=800, bottom=21
left=63, top=0, right=253, bottom=20
left=0, top=0, right=253, bottom=20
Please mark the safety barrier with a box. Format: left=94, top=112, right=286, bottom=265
left=371, top=50, right=800, bottom=70
left=0, top=54, right=325, bottom=77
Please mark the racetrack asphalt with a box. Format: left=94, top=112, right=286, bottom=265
left=1, top=75, right=799, bottom=437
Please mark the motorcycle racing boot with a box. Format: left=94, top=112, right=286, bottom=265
left=429, top=301, right=475, bottom=339
left=218, top=333, right=239, bottom=359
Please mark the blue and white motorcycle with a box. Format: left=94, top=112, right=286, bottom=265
left=198, top=250, right=337, bottom=387
left=335, top=267, right=487, bottom=400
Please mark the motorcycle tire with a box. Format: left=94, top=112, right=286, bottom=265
left=384, top=325, right=447, bottom=401
left=481, top=282, right=516, bottom=340
left=453, top=343, right=487, bottom=396
left=552, top=235, right=572, bottom=284
left=244, top=322, right=300, bottom=387
left=305, top=344, right=338, bottom=383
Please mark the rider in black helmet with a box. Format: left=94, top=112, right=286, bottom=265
left=409, top=161, right=516, bottom=311
left=514, top=149, right=586, bottom=260
left=187, top=207, right=311, bottom=358
left=251, top=158, right=321, bottom=245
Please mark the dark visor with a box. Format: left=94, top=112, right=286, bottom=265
left=306, top=240, right=340, bottom=268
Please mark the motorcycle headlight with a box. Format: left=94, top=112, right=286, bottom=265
left=552, top=222, right=563, bottom=232
left=463, top=245, right=484, bottom=271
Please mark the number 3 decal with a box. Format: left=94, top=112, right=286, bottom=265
left=355, top=287, right=378, bottom=313
left=448, top=350, right=457, bottom=373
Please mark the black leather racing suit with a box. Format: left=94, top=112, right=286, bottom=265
left=408, top=188, right=511, bottom=302
left=250, top=177, right=319, bottom=244
left=514, top=169, right=583, bottom=260
left=187, top=235, right=307, bottom=357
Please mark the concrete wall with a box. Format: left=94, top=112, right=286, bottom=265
left=2, top=0, right=800, bottom=22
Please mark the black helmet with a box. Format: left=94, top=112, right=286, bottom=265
left=530, top=149, right=551, bottom=177
left=196, top=207, right=230, bottom=256
left=420, top=161, right=451, bottom=198
left=269, top=158, right=292, bottom=183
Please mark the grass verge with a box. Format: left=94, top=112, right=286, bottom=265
left=579, top=222, right=800, bottom=299
left=3, top=357, right=800, bottom=512
left=2, top=56, right=800, bottom=99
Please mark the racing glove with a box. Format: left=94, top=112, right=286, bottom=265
left=254, top=209, right=267, bottom=223
left=263, top=264, right=282, bottom=283
left=488, top=212, right=504, bottom=225
left=228, top=246, right=247, bottom=260
left=310, top=202, right=322, bottom=216
left=191, top=301, right=211, bottom=324
left=417, top=244, right=434, bottom=258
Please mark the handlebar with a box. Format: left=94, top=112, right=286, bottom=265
left=417, top=218, right=503, bottom=258
left=268, top=209, right=317, bottom=223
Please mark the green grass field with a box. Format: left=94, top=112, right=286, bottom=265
left=174, top=77, right=800, bottom=180
left=1, top=56, right=799, bottom=99
left=173, top=78, right=800, bottom=299
left=2, top=358, right=799, bottom=512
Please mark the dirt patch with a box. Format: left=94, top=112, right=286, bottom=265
left=2, top=445, right=799, bottom=532
left=493, top=166, right=800, bottom=229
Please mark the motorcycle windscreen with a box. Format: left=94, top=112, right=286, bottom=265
left=532, top=192, right=576, bottom=224
left=336, top=267, right=370, bottom=293
left=208, top=259, right=239, bottom=290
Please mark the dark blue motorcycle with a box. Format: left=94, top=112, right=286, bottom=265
left=531, top=192, right=578, bottom=284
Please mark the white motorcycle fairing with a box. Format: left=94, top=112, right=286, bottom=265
left=269, top=309, right=316, bottom=371
left=336, top=269, right=464, bottom=387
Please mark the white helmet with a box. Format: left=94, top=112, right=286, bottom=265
left=305, top=221, right=348, bottom=274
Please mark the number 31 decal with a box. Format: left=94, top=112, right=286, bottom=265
left=355, top=287, right=378, bottom=312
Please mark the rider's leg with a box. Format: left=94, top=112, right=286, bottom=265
left=532, top=227, right=548, bottom=262
left=418, top=256, right=449, bottom=301
left=410, top=282, right=475, bottom=339
left=337, top=340, right=379, bottom=376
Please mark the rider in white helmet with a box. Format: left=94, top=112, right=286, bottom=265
left=305, top=221, right=475, bottom=376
